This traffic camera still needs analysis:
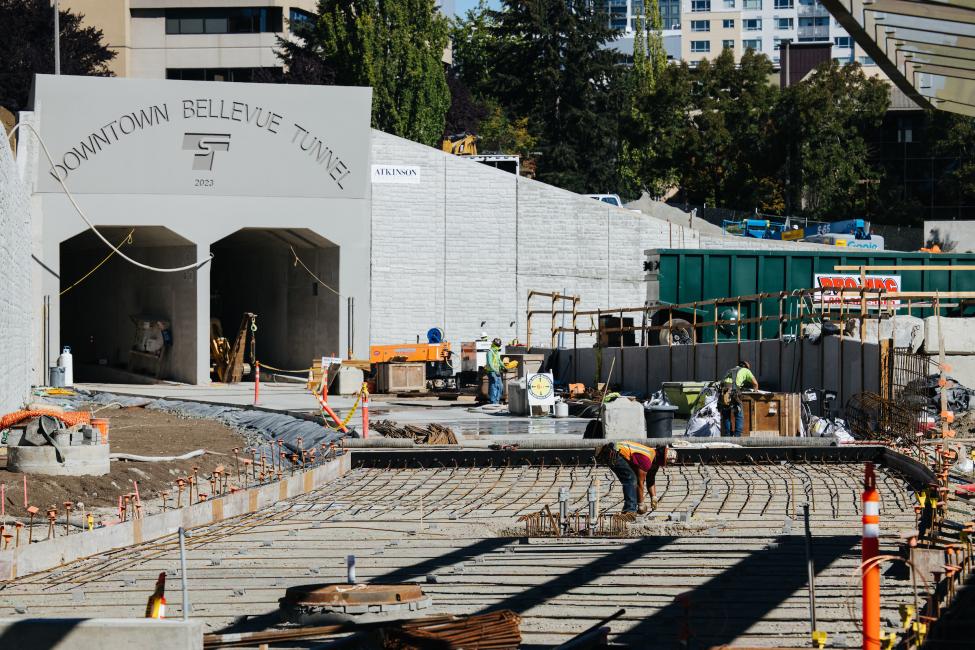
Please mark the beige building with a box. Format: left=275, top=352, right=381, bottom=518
left=64, top=1, right=317, bottom=79
left=680, top=10, right=741, bottom=63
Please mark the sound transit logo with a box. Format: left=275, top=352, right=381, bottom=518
left=182, top=132, right=231, bottom=171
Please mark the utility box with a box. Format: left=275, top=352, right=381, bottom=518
left=461, top=340, right=492, bottom=373
left=740, top=392, right=800, bottom=437
left=376, top=362, right=426, bottom=394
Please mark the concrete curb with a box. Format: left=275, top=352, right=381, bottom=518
left=0, top=454, right=350, bottom=580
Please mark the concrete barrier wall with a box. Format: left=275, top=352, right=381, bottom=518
left=0, top=132, right=32, bottom=412
left=0, top=454, right=350, bottom=580
left=545, top=339, right=880, bottom=407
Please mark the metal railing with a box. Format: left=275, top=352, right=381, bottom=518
left=527, top=286, right=975, bottom=350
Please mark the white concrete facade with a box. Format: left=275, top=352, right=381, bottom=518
left=9, top=75, right=831, bottom=391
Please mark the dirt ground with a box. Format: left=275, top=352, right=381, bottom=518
left=1, top=406, right=247, bottom=520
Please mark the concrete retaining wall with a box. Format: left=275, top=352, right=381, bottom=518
left=0, top=133, right=32, bottom=412
left=368, top=131, right=830, bottom=353
left=0, top=453, right=349, bottom=580
left=543, top=339, right=881, bottom=408
left=0, top=618, right=203, bottom=650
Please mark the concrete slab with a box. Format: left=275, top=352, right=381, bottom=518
left=0, top=618, right=203, bottom=649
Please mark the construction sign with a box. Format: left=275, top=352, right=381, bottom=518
left=813, top=273, right=902, bottom=309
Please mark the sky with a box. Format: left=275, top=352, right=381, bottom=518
left=451, top=0, right=500, bottom=16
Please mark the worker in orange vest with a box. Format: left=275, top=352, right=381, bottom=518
left=596, top=441, right=675, bottom=514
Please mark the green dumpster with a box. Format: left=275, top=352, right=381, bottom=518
left=662, top=381, right=710, bottom=416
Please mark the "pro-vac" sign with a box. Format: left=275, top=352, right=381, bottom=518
left=813, top=273, right=902, bottom=309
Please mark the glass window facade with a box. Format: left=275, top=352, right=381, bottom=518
left=722, top=18, right=735, bottom=28
left=834, top=36, right=852, bottom=47
left=691, top=40, right=711, bottom=52
left=165, top=7, right=283, bottom=34
left=743, top=18, right=762, bottom=30
left=743, top=38, right=761, bottom=50
left=691, top=0, right=711, bottom=12
left=691, top=20, right=710, bottom=31
left=775, top=17, right=793, bottom=29
left=166, top=67, right=282, bottom=82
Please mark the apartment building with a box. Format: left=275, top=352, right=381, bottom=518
left=598, top=0, right=875, bottom=69
left=64, top=1, right=317, bottom=80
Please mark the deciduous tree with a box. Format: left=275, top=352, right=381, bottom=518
left=0, top=0, right=115, bottom=114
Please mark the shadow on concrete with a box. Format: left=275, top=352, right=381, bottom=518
left=616, top=534, right=860, bottom=647
left=209, top=536, right=515, bottom=635
left=475, top=536, right=678, bottom=617
left=0, top=618, right=84, bottom=649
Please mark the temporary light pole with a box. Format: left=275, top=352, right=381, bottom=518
left=862, top=463, right=881, bottom=650
left=53, top=0, right=61, bottom=75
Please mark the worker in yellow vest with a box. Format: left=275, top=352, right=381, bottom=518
left=596, top=441, right=675, bottom=514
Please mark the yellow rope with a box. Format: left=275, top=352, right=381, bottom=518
left=60, top=229, right=135, bottom=296
left=290, top=245, right=342, bottom=297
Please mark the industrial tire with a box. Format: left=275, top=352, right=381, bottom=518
left=657, top=318, right=695, bottom=345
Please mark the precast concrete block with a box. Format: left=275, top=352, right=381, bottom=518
left=859, top=315, right=923, bottom=351
left=332, top=366, right=365, bottom=395
left=0, top=618, right=203, bottom=650
left=507, top=378, right=529, bottom=416
left=601, top=397, right=646, bottom=440
left=937, top=354, right=975, bottom=389
left=924, top=317, right=975, bottom=355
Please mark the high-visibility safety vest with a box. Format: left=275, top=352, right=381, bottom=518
left=485, top=346, right=503, bottom=374
left=613, top=440, right=656, bottom=464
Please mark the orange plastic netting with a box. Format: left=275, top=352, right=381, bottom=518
left=0, top=409, right=91, bottom=431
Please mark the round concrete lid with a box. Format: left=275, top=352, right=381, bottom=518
left=281, top=583, right=425, bottom=606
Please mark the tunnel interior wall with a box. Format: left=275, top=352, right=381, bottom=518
left=210, top=239, right=340, bottom=371
left=59, top=243, right=197, bottom=383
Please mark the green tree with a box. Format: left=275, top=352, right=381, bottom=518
left=450, top=0, right=498, bottom=99
left=0, top=0, right=115, bottom=114
left=486, top=0, right=625, bottom=193
left=477, top=98, right=536, bottom=157
left=776, top=60, right=888, bottom=217
left=618, top=7, right=669, bottom=198
left=674, top=48, right=779, bottom=209
left=927, top=111, right=975, bottom=209
left=277, top=0, right=450, bottom=146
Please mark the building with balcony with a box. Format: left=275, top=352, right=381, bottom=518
left=597, top=0, right=876, bottom=68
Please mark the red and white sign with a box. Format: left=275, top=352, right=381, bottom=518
left=813, top=273, right=901, bottom=309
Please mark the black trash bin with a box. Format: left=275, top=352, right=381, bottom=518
left=645, top=404, right=678, bottom=438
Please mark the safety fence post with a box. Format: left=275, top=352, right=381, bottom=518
left=862, top=462, right=881, bottom=650
left=361, top=383, right=369, bottom=439
left=253, top=361, right=261, bottom=405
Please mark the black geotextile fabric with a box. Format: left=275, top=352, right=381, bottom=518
left=48, top=390, right=351, bottom=452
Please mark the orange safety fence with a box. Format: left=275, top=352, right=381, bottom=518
left=0, top=409, right=92, bottom=430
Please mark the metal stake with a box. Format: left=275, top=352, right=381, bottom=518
left=179, top=527, right=190, bottom=620
left=803, top=504, right=819, bottom=638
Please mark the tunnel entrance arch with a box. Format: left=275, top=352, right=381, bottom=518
left=209, top=228, right=340, bottom=380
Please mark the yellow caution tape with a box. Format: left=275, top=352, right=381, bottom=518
left=322, top=388, right=364, bottom=431
left=257, top=361, right=313, bottom=374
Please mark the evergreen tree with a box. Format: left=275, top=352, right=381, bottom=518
left=0, top=0, right=115, bottom=114
left=775, top=60, right=888, bottom=217
left=277, top=0, right=450, bottom=146
left=618, top=7, right=669, bottom=198
left=487, top=0, right=625, bottom=193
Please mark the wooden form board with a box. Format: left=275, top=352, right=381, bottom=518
left=741, top=392, right=801, bottom=437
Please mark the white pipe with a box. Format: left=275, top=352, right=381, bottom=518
left=110, top=449, right=206, bottom=462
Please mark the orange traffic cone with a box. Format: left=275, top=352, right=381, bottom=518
left=145, top=572, right=167, bottom=619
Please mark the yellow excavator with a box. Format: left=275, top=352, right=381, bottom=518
left=442, top=132, right=478, bottom=156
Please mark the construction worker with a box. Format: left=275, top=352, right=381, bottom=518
left=596, top=441, right=675, bottom=514
left=484, top=337, right=504, bottom=405
left=718, top=360, right=759, bottom=436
